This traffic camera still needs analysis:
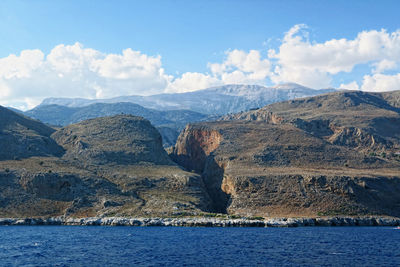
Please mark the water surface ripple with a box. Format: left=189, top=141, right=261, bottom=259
left=0, top=226, right=399, bottom=266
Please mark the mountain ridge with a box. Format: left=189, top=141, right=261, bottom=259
left=24, top=102, right=211, bottom=147
left=39, top=83, right=336, bottom=115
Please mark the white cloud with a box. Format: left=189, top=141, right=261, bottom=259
left=166, top=72, right=221, bottom=93
left=372, top=59, right=397, bottom=74
left=0, top=43, right=171, bottom=110
left=209, top=49, right=271, bottom=84
left=268, top=24, right=400, bottom=89
left=165, top=49, right=272, bottom=93
left=0, top=49, right=44, bottom=79
left=339, top=81, right=359, bottom=91
left=360, top=73, right=400, bottom=92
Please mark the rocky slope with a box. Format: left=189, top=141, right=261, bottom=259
left=0, top=106, right=64, bottom=160
left=0, top=109, right=212, bottom=218
left=222, top=90, right=400, bottom=156
left=171, top=90, right=400, bottom=217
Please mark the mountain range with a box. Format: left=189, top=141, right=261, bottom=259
left=39, top=83, right=336, bottom=115
left=24, top=102, right=211, bottom=147
left=23, top=83, right=335, bottom=147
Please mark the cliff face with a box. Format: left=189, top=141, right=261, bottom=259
left=172, top=91, right=400, bottom=217
left=171, top=125, right=222, bottom=173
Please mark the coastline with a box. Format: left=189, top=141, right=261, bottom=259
left=0, top=216, right=399, bottom=227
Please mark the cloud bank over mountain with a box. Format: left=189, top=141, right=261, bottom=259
left=1, top=24, right=400, bottom=110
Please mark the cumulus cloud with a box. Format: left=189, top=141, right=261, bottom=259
left=0, top=43, right=171, bottom=110
left=0, top=49, right=44, bottom=79
left=372, top=59, right=397, bottom=74
left=360, top=73, right=400, bottom=92
left=166, top=49, right=271, bottom=93
left=339, top=81, right=360, bottom=91
left=166, top=72, right=221, bottom=93
left=268, top=24, right=400, bottom=89
left=210, top=49, right=271, bottom=84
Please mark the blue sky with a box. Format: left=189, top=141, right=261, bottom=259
left=1, top=0, right=400, bottom=109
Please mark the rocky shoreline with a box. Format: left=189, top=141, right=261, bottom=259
left=0, top=216, right=400, bottom=227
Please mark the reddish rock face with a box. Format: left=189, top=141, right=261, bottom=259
left=172, top=125, right=222, bottom=173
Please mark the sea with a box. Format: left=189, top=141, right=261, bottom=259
left=0, top=226, right=399, bottom=266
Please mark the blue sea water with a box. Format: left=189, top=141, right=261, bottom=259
left=0, top=226, right=399, bottom=266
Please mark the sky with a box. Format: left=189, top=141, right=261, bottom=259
left=1, top=0, right=400, bottom=110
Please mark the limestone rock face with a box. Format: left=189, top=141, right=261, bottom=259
left=171, top=124, right=222, bottom=173
left=171, top=91, right=400, bottom=217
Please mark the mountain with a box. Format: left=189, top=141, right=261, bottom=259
left=171, top=90, right=400, bottom=217
left=222, top=90, right=400, bottom=153
left=24, top=102, right=210, bottom=147
left=0, top=106, right=64, bottom=160
left=0, top=112, right=211, bottom=217
left=5, top=107, right=23, bottom=114
left=51, top=115, right=173, bottom=166
left=39, top=83, right=336, bottom=115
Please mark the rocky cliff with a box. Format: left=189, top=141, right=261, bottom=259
left=172, top=91, right=400, bottom=217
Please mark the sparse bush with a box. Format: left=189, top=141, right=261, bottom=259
left=248, top=216, right=264, bottom=220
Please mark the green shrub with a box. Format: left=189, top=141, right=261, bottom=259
left=248, top=216, right=264, bottom=220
